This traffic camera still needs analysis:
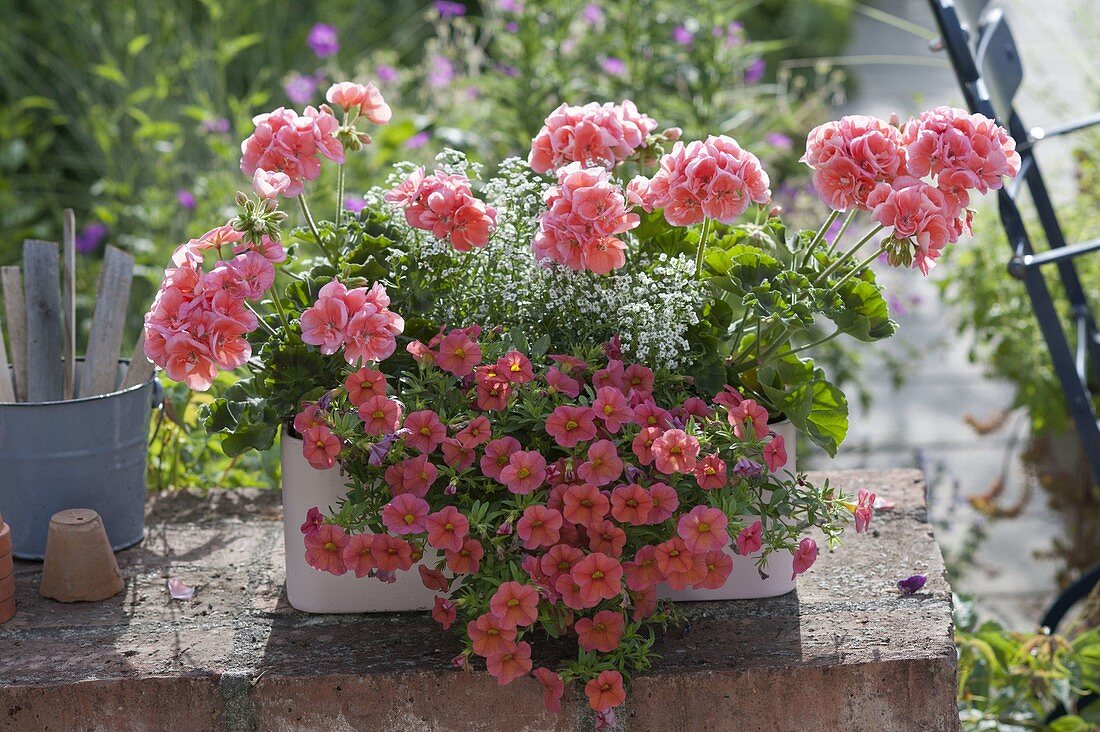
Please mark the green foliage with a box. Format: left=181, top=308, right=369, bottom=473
left=956, top=594, right=1100, bottom=731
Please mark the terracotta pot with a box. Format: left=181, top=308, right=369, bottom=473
left=39, top=509, right=125, bottom=603
left=658, top=419, right=799, bottom=602
left=0, top=514, right=14, bottom=623
left=281, top=432, right=437, bottom=613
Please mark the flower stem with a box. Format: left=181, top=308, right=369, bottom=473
left=826, top=209, right=858, bottom=255
left=827, top=242, right=890, bottom=293
left=298, top=194, right=337, bottom=266
left=789, top=328, right=842, bottom=356
left=694, top=216, right=713, bottom=280
left=335, top=163, right=346, bottom=229
left=814, top=224, right=884, bottom=284
left=269, top=282, right=292, bottom=331
left=798, top=209, right=839, bottom=270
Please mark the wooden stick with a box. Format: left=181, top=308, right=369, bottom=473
left=0, top=318, right=14, bottom=402
left=80, top=245, right=134, bottom=397
left=120, top=330, right=155, bottom=389
left=23, top=240, right=64, bottom=402
left=1, top=267, right=27, bottom=401
left=62, top=209, right=77, bottom=400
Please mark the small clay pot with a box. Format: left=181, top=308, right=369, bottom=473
left=0, top=514, right=13, bottom=624
left=39, top=509, right=125, bottom=603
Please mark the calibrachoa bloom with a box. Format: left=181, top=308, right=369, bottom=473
left=792, top=537, right=819, bottom=579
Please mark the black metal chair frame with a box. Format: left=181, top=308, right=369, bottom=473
left=929, top=3, right=1099, bottom=718
left=928, top=0, right=1100, bottom=486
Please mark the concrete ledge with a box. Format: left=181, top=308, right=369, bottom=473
left=0, top=470, right=958, bottom=731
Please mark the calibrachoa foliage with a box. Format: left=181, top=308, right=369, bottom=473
left=142, top=76, right=1020, bottom=721
left=295, top=326, right=856, bottom=721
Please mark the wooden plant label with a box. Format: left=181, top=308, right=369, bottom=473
left=23, top=240, right=64, bottom=402
left=80, top=245, right=134, bottom=397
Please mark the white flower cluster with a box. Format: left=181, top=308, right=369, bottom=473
left=365, top=153, right=706, bottom=370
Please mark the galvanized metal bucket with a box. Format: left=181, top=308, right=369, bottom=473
left=0, top=360, right=158, bottom=559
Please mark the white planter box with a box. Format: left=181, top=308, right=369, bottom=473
left=281, top=434, right=437, bottom=613
left=281, top=421, right=800, bottom=613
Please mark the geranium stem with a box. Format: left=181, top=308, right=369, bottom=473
left=826, top=210, right=858, bottom=255
left=694, top=216, right=713, bottom=280
left=814, top=225, right=884, bottom=284
left=335, top=163, right=346, bottom=228
left=298, top=194, right=337, bottom=266
left=799, top=209, right=839, bottom=269
left=827, top=242, right=891, bottom=293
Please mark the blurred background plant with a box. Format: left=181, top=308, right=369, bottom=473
left=1, top=0, right=854, bottom=489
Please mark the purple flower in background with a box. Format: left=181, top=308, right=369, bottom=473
left=176, top=190, right=197, bottom=210
left=75, top=222, right=108, bottom=254
left=673, top=25, right=694, bottom=46
left=284, top=72, right=318, bottom=105
left=201, top=117, right=230, bottom=134
left=744, top=57, right=766, bottom=84
left=307, top=23, right=339, bottom=58
left=465, top=85, right=480, bottom=100
left=376, top=65, right=399, bottom=84
left=601, top=57, right=626, bottom=77
left=897, top=574, right=928, bottom=594
left=582, top=3, right=603, bottom=24
left=732, top=458, right=764, bottom=478
left=344, top=196, right=368, bottom=213
left=405, top=131, right=431, bottom=149
left=434, top=1, right=466, bottom=17
left=825, top=215, right=845, bottom=245
left=716, top=20, right=745, bottom=47
left=765, top=132, right=792, bottom=149
left=428, top=55, right=454, bottom=88
left=493, top=63, right=519, bottom=77
left=498, top=0, right=522, bottom=10
left=505, top=21, right=518, bottom=33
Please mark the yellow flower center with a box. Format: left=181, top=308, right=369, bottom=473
left=565, top=420, right=578, bottom=430
left=592, top=570, right=604, bottom=580
left=517, top=467, right=530, bottom=478
left=404, top=513, right=415, bottom=525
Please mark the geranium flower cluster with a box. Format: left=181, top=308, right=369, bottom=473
left=801, top=107, right=1020, bottom=273
left=385, top=168, right=499, bottom=252
left=630, top=135, right=773, bottom=226
left=240, top=105, right=345, bottom=197
left=143, top=224, right=285, bottom=391
left=528, top=100, right=658, bottom=174
left=298, top=279, right=404, bottom=365
left=533, top=163, right=640, bottom=274
left=296, top=327, right=861, bottom=720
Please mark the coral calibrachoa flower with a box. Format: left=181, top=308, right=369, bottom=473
left=297, top=327, right=857, bottom=717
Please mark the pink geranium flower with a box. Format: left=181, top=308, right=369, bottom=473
left=571, top=552, right=623, bottom=603
left=792, top=537, right=819, bottom=579
left=425, top=505, right=470, bottom=552
left=341, top=533, right=375, bottom=578
left=651, top=428, right=700, bottom=474
left=382, top=493, right=430, bottom=535
left=545, top=405, right=597, bottom=448
left=735, top=520, right=763, bottom=556
left=676, top=505, right=730, bottom=553
left=304, top=523, right=348, bottom=575
left=300, top=295, right=348, bottom=354
left=528, top=100, right=657, bottom=173
left=485, top=641, right=532, bottom=686
left=326, top=81, right=391, bottom=124
left=489, top=581, right=540, bottom=628
left=302, top=425, right=341, bottom=469
left=516, top=505, right=563, bottom=549
left=561, top=483, right=611, bottom=525
left=252, top=169, right=292, bottom=200
left=575, top=609, right=625, bottom=652
left=584, top=669, right=627, bottom=712
left=610, top=483, right=653, bottom=526
left=359, top=394, right=403, bottom=436
left=577, top=440, right=624, bottom=486
left=385, top=169, right=498, bottom=252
